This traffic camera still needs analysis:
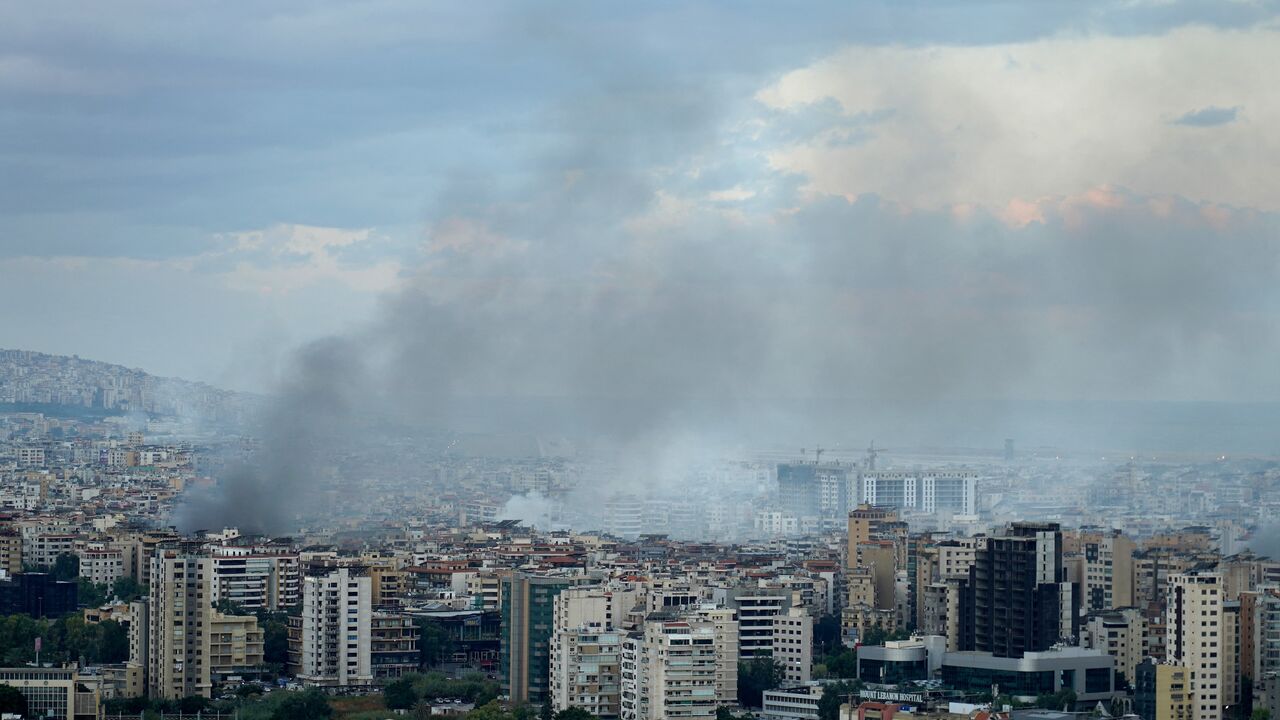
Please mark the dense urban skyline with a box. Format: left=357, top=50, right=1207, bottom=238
left=2, top=3, right=1279, bottom=720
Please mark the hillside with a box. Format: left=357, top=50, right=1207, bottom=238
left=0, top=348, right=259, bottom=424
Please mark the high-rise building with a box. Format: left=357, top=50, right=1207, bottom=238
left=1083, top=607, right=1147, bottom=684
left=847, top=505, right=899, bottom=570
left=1066, top=529, right=1136, bottom=613
left=605, top=495, right=645, bottom=539
left=1134, top=660, right=1193, bottom=720
left=209, top=544, right=300, bottom=612
left=621, top=616, right=736, bottom=720
left=548, top=584, right=642, bottom=718
left=959, top=523, right=1075, bottom=658
left=688, top=605, right=739, bottom=704
left=298, top=564, right=373, bottom=687
left=859, top=471, right=977, bottom=517
left=1168, top=571, right=1232, bottom=720
left=777, top=462, right=854, bottom=530
left=551, top=628, right=624, bottom=718
left=146, top=544, right=212, bottom=699
left=1239, top=589, right=1280, bottom=688
left=726, top=588, right=789, bottom=659
left=772, top=608, right=813, bottom=685
left=0, top=572, right=77, bottom=617
left=501, top=573, right=587, bottom=704
left=0, top=528, right=23, bottom=575
left=371, top=612, right=419, bottom=679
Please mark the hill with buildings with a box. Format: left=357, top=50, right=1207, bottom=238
left=0, top=348, right=258, bottom=426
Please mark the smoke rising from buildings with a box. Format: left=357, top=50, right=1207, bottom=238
left=176, top=26, right=1280, bottom=534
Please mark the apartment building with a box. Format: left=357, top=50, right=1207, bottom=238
left=146, top=545, right=213, bottom=699
left=1168, top=571, right=1230, bottom=720
left=298, top=564, right=373, bottom=687
left=621, top=616, right=734, bottom=720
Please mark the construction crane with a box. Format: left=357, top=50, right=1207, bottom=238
left=814, top=446, right=825, bottom=464
left=866, top=441, right=886, bottom=470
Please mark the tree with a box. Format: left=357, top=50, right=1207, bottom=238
left=554, top=708, right=597, bottom=720
left=111, top=576, right=145, bottom=603
left=814, top=614, right=843, bottom=655
left=467, top=700, right=516, bottom=720
left=0, top=683, right=28, bottom=716
left=819, top=648, right=858, bottom=679
left=216, top=598, right=249, bottom=615
left=99, top=619, right=129, bottom=662
left=818, top=681, right=862, bottom=720
left=271, top=688, right=333, bottom=720
left=256, top=610, right=291, bottom=666
left=52, top=553, right=80, bottom=581
left=1033, top=689, right=1077, bottom=711
left=1252, top=710, right=1271, bottom=720
left=417, top=619, right=456, bottom=668
left=179, top=695, right=211, bottom=714
left=77, top=578, right=109, bottom=607
left=858, top=626, right=909, bottom=648
left=385, top=677, right=419, bottom=710
left=738, top=655, right=784, bottom=708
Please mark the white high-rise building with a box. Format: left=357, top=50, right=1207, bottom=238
left=772, top=608, right=813, bottom=685
left=549, top=584, right=644, bottom=718
left=859, top=471, right=977, bottom=516
left=210, top=545, right=300, bottom=611
left=1168, top=572, right=1234, bottom=720
left=621, top=616, right=736, bottom=720
left=299, top=565, right=373, bottom=687
left=551, top=628, right=624, bottom=719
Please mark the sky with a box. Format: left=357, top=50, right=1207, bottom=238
left=3, top=0, right=1280, bottom=407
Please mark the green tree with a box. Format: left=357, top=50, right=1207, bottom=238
left=818, top=681, right=863, bottom=720
left=1033, top=689, right=1077, bottom=711
left=216, top=598, right=249, bottom=615
left=77, top=578, right=109, bottom=607
left=1251, top=710, right=1271, bottom=720
left=467, top=700, right=516, bottom=720
left=737, top=655, right=784, bottom=708
left=99, top=619, right=130, bottom=662
left=417, top=619, right=457, bottom=668
left=179, top=695, right=212, bottom=714
left=814, top=614, right=843, bottom=655
left=271, top=688, right=333, bottom=720
left=52, top=553, right=80, bottom=581
left=820, top=648, right=858, bottom=679
left=385, top=677, right=419, bottom=710
left=554, top=708, right=598, bottom=720
left=0, top=683, right=28, bottom=716
left=111, top=576, right=146, bottom=603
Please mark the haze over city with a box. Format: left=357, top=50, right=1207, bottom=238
left=1, top=3, right=1279, bottom=720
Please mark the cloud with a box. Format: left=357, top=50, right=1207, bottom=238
left=205, top=224, right=406, bottom=296
left=756, top=25, right=1280, bottom=212
left=1172, top=105, right=1240, bottom=126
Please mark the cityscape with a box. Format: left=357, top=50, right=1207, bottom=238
left=2, top=348, right=1279, bottom=720
left=3, top=3, right=1279, bottom=720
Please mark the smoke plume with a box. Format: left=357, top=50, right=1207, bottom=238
left=176, top=24, right=1280, bottom=534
